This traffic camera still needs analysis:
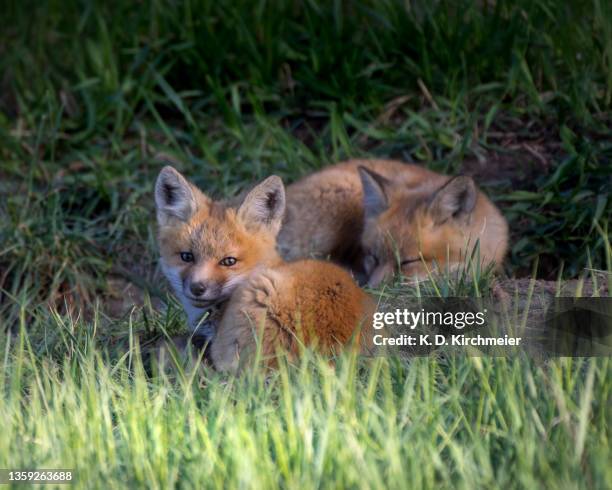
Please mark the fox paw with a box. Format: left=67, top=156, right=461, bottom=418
left=247, top=270, right=281, bottom=307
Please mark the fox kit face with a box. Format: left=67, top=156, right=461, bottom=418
left=155, top=167, right=285, bottom=328
left=358, top=167, right=479, bottom=287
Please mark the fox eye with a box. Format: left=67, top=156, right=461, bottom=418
left=180, top=252, right=194, bottom=263
left=401, top=258, right=420, bottom=267
left=219, top=257, right=237, bottom=267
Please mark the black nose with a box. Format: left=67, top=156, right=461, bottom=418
left=190, top=282, right=207, bottom=297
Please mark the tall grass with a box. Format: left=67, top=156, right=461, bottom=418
left=1, top=312, right=610, bottom=489
left=0, top=251, right=610, bottom=488
left=1, top=0, right=610, bottom=289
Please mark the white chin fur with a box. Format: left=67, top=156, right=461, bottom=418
left=160, top=260, right=208, bottom=333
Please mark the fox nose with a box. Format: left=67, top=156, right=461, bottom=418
left=190, top=282, right=207, bottom=297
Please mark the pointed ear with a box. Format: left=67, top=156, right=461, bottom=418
left=155, top=166, right=199, bottom=224
left=358, top=166, right=389, bottom=219
left=429, top=176, right=477, bottom=224
left=237, top=176, right=286, bottom=234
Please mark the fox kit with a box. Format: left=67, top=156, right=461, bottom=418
left=278, top=159, right=508, bottom=286
left=155, top=167, right=374, bottom=372
left=155, top=167, right=281, bottom=338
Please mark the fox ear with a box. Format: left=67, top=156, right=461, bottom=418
left=358, top=166, right=389, bottom=219
left=237, top=175, right=286, bottom=234
left=429, top=176, right=477, bottom=224
left=155, top=166, right=199, bottom=224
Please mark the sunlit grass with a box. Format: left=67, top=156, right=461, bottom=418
left=0, top=245, right=610, bottom=488
left=1, top=312, right=610, bottom=489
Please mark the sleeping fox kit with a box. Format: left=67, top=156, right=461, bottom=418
left=155, top=167, right=375, bottom=373
left=278, top=159, right=508, bottom=286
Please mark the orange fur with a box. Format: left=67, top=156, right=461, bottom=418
left=210, top=260, right=375, bottom=373
left=155, top=167, right=374, bottom=372
left=158, top=203, right=283, bottom=304
left=279, top=159, right=508, bottom=285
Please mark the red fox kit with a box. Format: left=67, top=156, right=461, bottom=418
left=155, top=167, right=282, bottom=338
left=155, top=167, right=374, bottom=372
left=279, top=159, right=508, bottom=286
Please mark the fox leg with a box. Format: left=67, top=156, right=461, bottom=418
left=210, top=271, right=292, bottom=374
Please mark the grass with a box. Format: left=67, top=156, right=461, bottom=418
left=1, top=308, right=611, bottom=489
left=1, top=260, right=610, bottom=489
left=1, top=0, right=611, bottom=300
left=0, top=0, right=611, bottom=488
